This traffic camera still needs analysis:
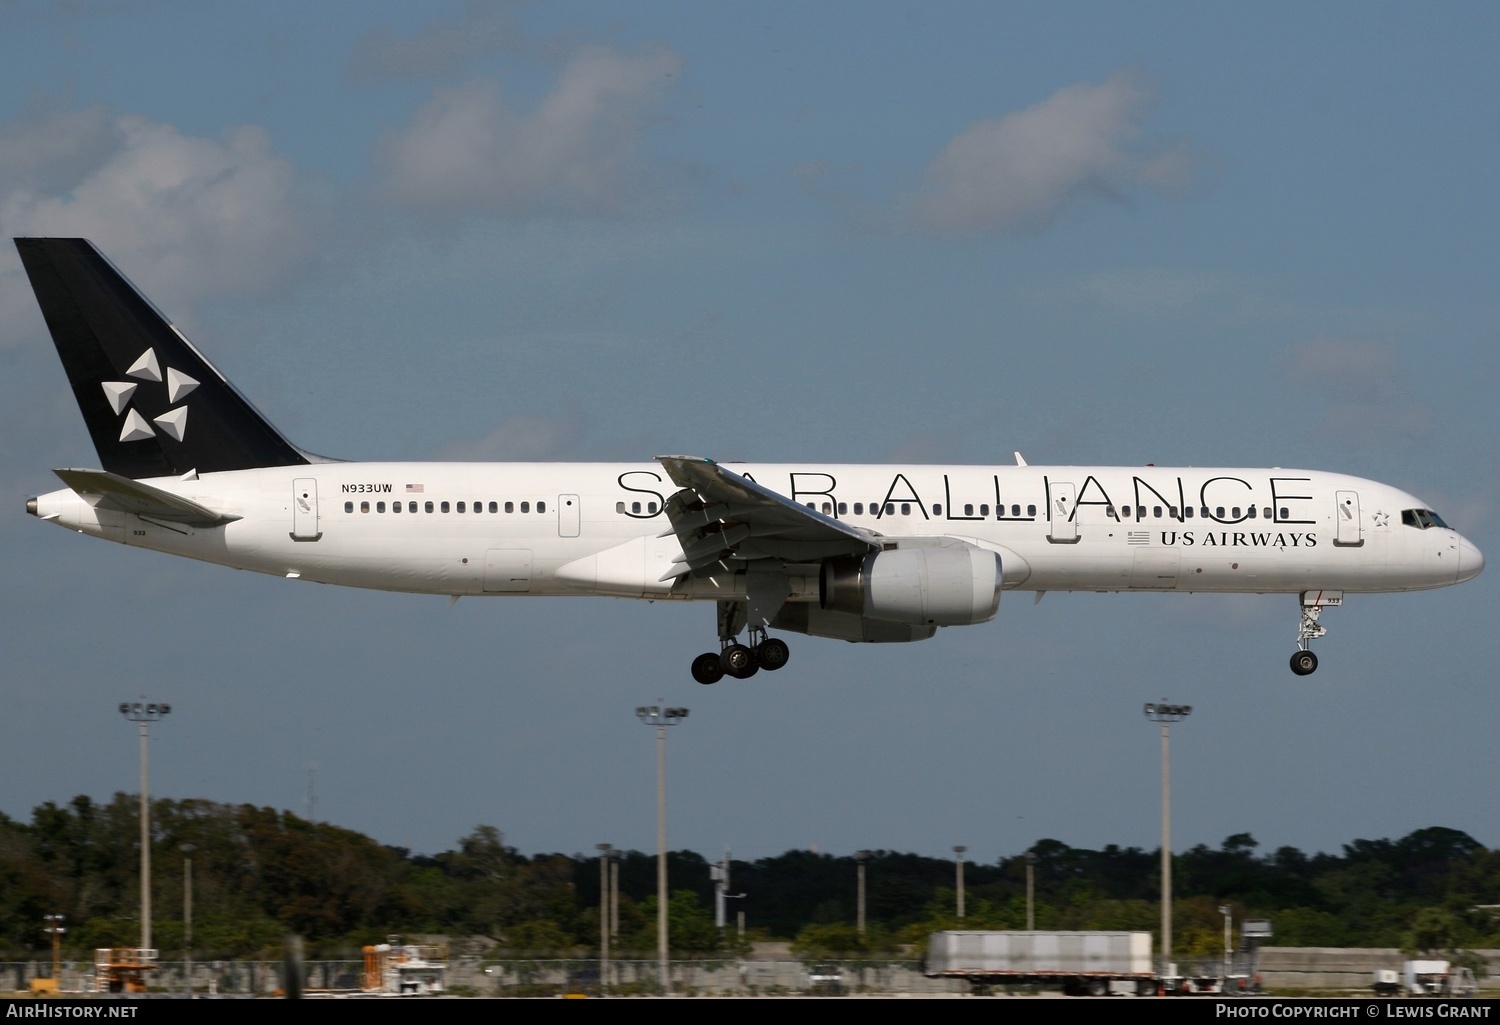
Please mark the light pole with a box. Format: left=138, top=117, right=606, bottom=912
left=637, top=704, right=687, bottom=993
left=120, top=700, right=170, bottom=952
left=953, top=846, right=966, bottom=919
left=608, top=848, right=620, bottom=942
left=182, top=845, right=195, bottom=997
left=43, top=915, right=65, bottom=984
left=596, top=843, right=611, bottom=994
left=1143, top=700, right=1191, bottom=977
left=1220, top=904, right=1232, bottom=982
left=855, top=850, right=869, bottom=937
left=1025, top=851, right=1037, bottom=930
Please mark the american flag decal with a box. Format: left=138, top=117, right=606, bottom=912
left=405, top=483, right=424, bottom=493
left=1127, top=531, right=1150, bottom=545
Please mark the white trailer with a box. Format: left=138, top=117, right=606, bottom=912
left=925, top=930, right=1157, bottom=996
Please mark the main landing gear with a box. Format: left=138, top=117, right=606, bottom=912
left=690, top=627, right=791, bottom=685
left=1290, top=590, right=1341, bottom=676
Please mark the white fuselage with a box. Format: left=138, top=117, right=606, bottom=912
left=32, top=462, right=1484, bottom=601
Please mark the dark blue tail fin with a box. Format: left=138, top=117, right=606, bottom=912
left=16, top=238, right=310, bottom=479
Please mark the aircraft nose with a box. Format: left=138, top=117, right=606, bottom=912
left=1457, top=537, right=1485, bottom=583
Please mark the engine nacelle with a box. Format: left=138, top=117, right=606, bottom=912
left=820, top=544, right=1002, bottom=627
left=771, top=605, right=937, bottom=643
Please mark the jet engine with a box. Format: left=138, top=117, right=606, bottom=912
left=818, top=543, right=1002, bottom=627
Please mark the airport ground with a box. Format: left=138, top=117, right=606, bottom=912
left=5, top=947, right=1500, bottom=998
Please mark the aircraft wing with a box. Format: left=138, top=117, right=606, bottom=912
left=53, top=468, right=240, bottom=527
left=655, top=455, right=880, bottom=580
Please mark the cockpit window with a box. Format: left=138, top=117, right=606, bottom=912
left=1402, top=508, right=1450, bottom=530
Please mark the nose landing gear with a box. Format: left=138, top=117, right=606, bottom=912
left=1290, top=590, right=1340, bottom=676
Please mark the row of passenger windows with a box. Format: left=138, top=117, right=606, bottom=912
left=1111, top=505, right=1286, bottom=520
left=803, top=501, right=1041, bottom=518
left=345, top=500, right=547, bottom=514
left=344, top=497, right=1299, bottom=522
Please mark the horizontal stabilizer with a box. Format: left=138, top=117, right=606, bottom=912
left=53, top=468, right=240, bottom=527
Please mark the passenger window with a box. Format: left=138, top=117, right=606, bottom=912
left=885, top=504, right=895, bottom=515
left=1027, top=505, right=1036, bottom=517
left=344, top=501, right=353, bottom=513
left=360, top=502, right=369, bottom=513
left=980, top=504, right=989, bottom=516
left=822, top=503, right=832, bottom=514
left=1153, top=506, right=1162, bottom=518
left=538, top=501, right=546, bottom=513
left=1247, top=505, right=1256, bottom=519
left=441, top=501, right=450, bottom=513
left=901, top=503, right=911, bottom=515
left=838, top=502, right=848, bottom=515
left=1231, top=507, right=1240, bottom=518
left=1184, top=507, right=1193, bottom=519
left=964, top=504, right=974, bottom=516
left=1264, top=507, right=1272, bottom=519
left=1215, top=507, right=1224, bottom=519
left=392, top=502, right=401, bottom=514
left=489, top=502, right=498, bottom=513
left=617, top=502, right=626, bottom=513
left=377, top=502, right=386, bottom=513
left=505, top=502, right=514, bottom=513
left=1011, top=505, right=1020, bottom=517
left=457, top=502, right=466, bottom=513
left=632, top=502, right=641, bottom=513
left=932, top=504, right=941, bottom=515
left=854, top=503, right=864, bottom=515
left=521, top=502, right=530, bottom=513
left=425, top=501, right=434, bottom=513
left=409, top=502, right=417, bottom=513
left=1279, top=507, right=1288, bottom=519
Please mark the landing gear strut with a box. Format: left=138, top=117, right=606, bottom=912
left=1290, top=590, right=1341, bottom=676
left=690, top=623, right=791, bottom=684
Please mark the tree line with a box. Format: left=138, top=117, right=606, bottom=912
left=2, top=794, right=1498, bottom=961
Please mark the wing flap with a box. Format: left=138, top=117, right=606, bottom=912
left=655, top=455, right=878, bottom=575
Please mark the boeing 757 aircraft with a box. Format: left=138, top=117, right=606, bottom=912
left=17, top=238, right=1484, bottom=683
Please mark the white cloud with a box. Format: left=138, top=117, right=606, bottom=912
left=1285, top=337, right=1428, bottom=442
left=433, top=412, right=584, bottom=461
left=346, top=0, right=526, bottom=82
left=0, top=107, right=318, bottom=339
left=375, top=44, right=681, bottom=217
left=910, top=71, right=1200, bottom=236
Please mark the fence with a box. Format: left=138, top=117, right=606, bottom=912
left=0, top=958, right=964, bottom=996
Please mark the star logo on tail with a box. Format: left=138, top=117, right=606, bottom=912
left=101, top=347, right=199, bottom=442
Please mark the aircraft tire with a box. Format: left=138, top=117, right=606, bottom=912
left=720, top=644, right=755, bottom=674
left=1290, top=650, right=1318, bottom=676
left=756, top=638, right=790, bottom=671
left=692, top=652, right=725, bottom=685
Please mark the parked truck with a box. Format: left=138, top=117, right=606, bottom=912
left=1373, top=960, right=1478, bottom=998
left=924, top=930, right=1157, bottom=996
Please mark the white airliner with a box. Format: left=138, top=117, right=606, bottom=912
left=18, top=238, right=1484, bottom=683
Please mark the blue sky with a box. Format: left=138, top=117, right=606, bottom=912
left=1, top=1, right=1497, bottom=874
